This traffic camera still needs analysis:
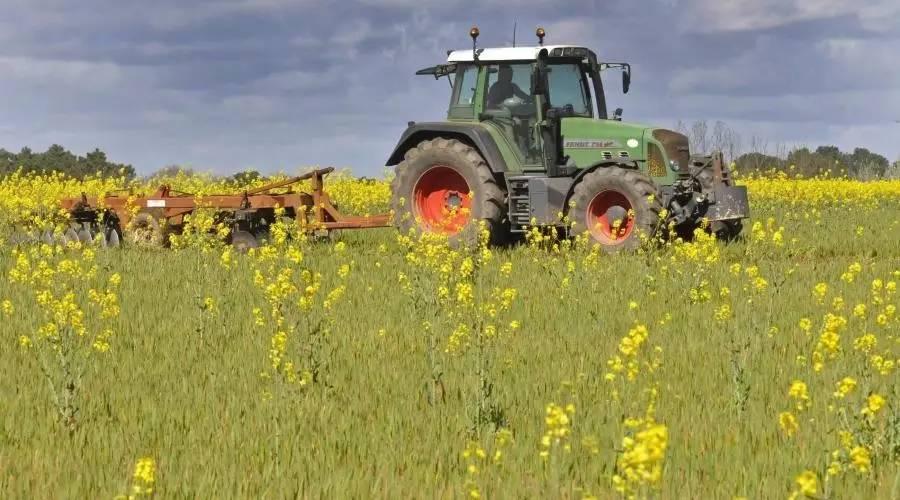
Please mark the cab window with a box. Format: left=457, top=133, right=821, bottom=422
left=453, top=64, right=478, bottom=105
left=547, top=63, right=592, bottom=117
left=484, top=63, right=532, bottom=109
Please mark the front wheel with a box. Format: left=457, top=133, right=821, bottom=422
left=569, top=167, right=662, bottom=252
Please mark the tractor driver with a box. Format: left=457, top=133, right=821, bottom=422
left=487, top=64, right=529, bottom=109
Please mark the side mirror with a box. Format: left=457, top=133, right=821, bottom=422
left=622, top=66, right=631, bottom=94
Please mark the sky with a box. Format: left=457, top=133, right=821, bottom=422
left=1, top=0, right=899, bottom=176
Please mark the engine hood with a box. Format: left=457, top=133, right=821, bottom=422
left=559, top=117, right=654, bottom=167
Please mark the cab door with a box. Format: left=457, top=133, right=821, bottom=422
left=478, top=63, right=545, bottom=172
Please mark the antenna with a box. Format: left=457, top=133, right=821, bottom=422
left=513, top=20, right=517, bottom=47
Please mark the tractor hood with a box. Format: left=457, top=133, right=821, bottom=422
left=560, top=117, right=654, bottom=167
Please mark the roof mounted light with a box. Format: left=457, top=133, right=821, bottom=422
left=536, top=27, right=546, bottom=46
left=470, top=26, right=480, bottom=61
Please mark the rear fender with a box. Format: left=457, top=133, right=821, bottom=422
left=386, top=123, right=509, bottom=173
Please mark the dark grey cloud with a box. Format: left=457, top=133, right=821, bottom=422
left=1, top=0, right=898, bottom=175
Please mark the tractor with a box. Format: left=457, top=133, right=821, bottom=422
left=387, top=27, right=749, bottom=250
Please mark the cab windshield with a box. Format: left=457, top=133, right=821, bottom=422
left=547, top=63, right=592, bottom=117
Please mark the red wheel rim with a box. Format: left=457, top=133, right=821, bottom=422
left=413, top=166, right=472, bottom=234
left=586, top=190, right=635, bottom=244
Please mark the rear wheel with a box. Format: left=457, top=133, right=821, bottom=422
left=391, top=138, right=506, bottom=246
left=569, top=167, right=662, bottom=252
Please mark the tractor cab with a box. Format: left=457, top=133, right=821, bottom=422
left=417, top=38, right=632, bottom=176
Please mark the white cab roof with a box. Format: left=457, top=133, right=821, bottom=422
left=447, top=45, right=585, bottom=63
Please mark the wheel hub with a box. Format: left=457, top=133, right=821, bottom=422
left=413, top=166, right=472, bottom=235
left=586, top=190, right=635, bottom=244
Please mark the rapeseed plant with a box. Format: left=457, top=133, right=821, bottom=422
left=115, top=457, right=156, bottom=499
left=7, top=242, right=120, bottom=430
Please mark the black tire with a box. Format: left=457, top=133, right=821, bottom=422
left=688, top=155, right=744, bottom=241
left=390, top=137, right=507, bottom=246
left=231, top=230, right=259, bottom=252
left=569, top=167, right=662, bottom=252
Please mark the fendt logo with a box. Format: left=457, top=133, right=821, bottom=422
left=564, top=139, right=621, bottom=149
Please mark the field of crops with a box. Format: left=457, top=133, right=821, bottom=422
left=0, top=170, right=898, bottom=499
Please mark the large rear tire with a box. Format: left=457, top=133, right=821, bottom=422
left=569, top=167, right=662, bottom=252
left=390, top=138, right=507, bottom=246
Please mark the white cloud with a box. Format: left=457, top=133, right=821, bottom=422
left=681, top=0, right=900, bottom=33
left=0, top=56, right=125, bottom=88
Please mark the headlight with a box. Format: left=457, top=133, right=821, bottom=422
left=669, top=160, right=679, bottom=172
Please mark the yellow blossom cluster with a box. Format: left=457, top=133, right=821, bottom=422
left=115, top=457, right=156, bottom=499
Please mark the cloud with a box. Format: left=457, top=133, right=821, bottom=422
left=0, top=56, right=125, bottom=88
left=680, top=0, right=900, bottom=33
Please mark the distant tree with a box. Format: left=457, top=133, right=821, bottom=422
left=43, top=144, right=78, bottom=172
left=734, top=152, right=783, bottom=174
left=0, top=148, right=15, bottom=175
left=785, top=147, right=837, bottom=177
left=889, top=158, right=900, bottom=179
left=0, top=145, right=134, bottom=179
left=148, top=165, right=194, bottom=180
left=814, top=145, right=841, bottom=158
left=230, top=169, right=262, bottom=186
left=845, top=147, right=889, bottom=179
left=690, top=120, right=708, bottom=153
left=676, top=119, right=741, bottom=163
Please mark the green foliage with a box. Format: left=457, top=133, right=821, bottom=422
left=230, top=170, right=262, bottom=187
left=0, top=145, right=135, bottom=180
left=736, top=145, right=891, bottom=179
left=734, top=152, right=784, bottom=173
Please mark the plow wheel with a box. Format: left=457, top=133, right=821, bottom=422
left=391, top=138, right=506, bottom=246
left=125, top=211, right=166, bottom=247
left=230, top=230, right=259, bottom=253
left=569, top=167, right=662, bottom=252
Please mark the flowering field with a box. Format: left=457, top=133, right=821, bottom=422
left=0, top=171, right=898, bottom=499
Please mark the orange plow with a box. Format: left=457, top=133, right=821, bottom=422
left=57, top=167, right=391, bottom=249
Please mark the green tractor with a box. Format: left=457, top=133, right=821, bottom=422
left=388, top=27, right=749, bottom=250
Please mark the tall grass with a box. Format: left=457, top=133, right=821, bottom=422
left=0, top=177, right=898, bottom=498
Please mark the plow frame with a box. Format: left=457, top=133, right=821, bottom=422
left=60, top=167, right=391, bottom=245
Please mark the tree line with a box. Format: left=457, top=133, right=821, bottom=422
left=3, top=134, right=900, bottom=181
left=0, top=145, right=135, bottom=180
left=676, top=120, right=900, bottom=179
